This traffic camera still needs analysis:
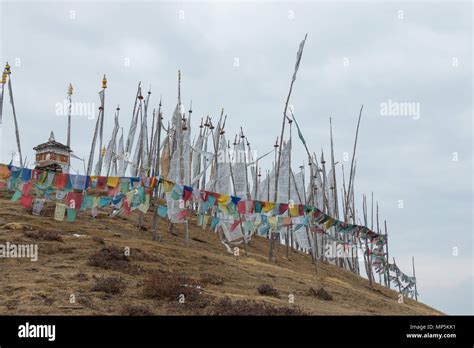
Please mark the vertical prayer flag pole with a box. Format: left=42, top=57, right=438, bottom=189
left=66, top=83, right=73, bottom=173
left=67, top=83, right=73, bottom=148
left=96, top=75, right=107, bottom=175
left=5, top=62, right=23, bottom=166
left=87, top=75, right=107, bottom=176
left=228, top=137, right=248, bottom=256
left=362, top=194, right=373, bottom=287
left=274, top=34, right=307, bottom=203
left=0, top=69, right=6, bottom=124
left=345, top=105, right=363, bottom=219
left=376, top=200, right=382, bottom=285
left=286, top=118, right=292, bottom=259
left=393, top=257, right=402, bottom=294
left=124, top=82, right=141, bottom=175
left=329, top=117, right=339, bottom=218
left=384, top=220, right=390, bottom=289
left=412, top=256, right=418, bottom=301
left=288, top=109, right=319, bottom=268
left=268, top=137, right=279, bottom=261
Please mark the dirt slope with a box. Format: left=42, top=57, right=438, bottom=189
left=0, top=194, right=442, bottom=315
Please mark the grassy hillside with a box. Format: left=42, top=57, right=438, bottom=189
left=0, top=194, right=441, bottom=315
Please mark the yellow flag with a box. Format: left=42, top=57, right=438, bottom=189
left=107, top=176, right=119, bottom=188
left=162, top=180, right=174, bottom=193
left=262, top=202, right=275, bottom=213
left=289, top=205, right=299, bottom=217
left=218, top=194, right=230, bottom=205
left=324, top=218, right=335, bottom=230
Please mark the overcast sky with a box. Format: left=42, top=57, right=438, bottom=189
left=0, top=1, right=472, bottom=314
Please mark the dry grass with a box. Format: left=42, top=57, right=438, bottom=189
left=0, top=194, right=443, bottom=315
left=91, top=276, right=125, bottom=294
left=121, top=304, right=154, bottom=316
left=212, top=297, right=307, bottom=316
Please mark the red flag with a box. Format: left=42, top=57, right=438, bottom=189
left=54, top=173, right=68, bottom=189
left=20, top=195, right=33, bottom=209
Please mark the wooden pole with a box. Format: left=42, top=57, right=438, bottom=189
left=345, top=105, right=364, bottom=216
left=393, top=257, right=402, bottom=294
left=362, top=195, right=373, bottom=287
left=384, top=220, right=390, bottom=289
left=269, top=140, right=279, bottom=261
left=376, top=200, right=382, bottom=285
left=228, top=138, right=248, bottom=256
left=96, top=75, right=107, bottom=175
left=412, top=256, right=418, bottom=301
left=0, top=70, right=6, bottom=125
left=286, top=121, right=292, bottom=259
left=67, top=83, right=73, bottom=149
left=152, top=100, right=162, bottom=242
left=274, top=34, right=308, bottom=203
left=5, top=64, right=23, bottom=166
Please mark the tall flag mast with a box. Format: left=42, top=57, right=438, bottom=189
left=87, top=75, right=107, bottom=176
left=0, top=68, right=6, bottom=124
left=66, top=83, right=73, bottom=148
left=4, top=62, right=23, bottom=166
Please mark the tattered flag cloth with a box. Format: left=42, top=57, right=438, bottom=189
left=71, top=175, right=88, bottom=190
left=54, top=173, right=68, bottom=189
left=81, top=195, right=94, bottom=210
left=183, top=186, right=193, bottom=202
left=54, top=203, right=67, bottom=221
left=0, top=164, right=10, bottom=180
left=262, top=201, right=275, bottom=213
left=21, top=168, right=32, bottom=182
left=11, top=190, right=21, bottom=202
left=66, top=192, right=83, bottom=210
left=157, top=205, right=168, bottom=218
left=1, top=163, right=389, bottom=251
left=32, top=198, right=45, bottom=216
left=107, top=176, right=119, bottom=188
left=20, top=195, right=33, bottom=209
left=67, top=208, right=77, bottom=222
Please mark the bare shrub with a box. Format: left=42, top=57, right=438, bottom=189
left=23, top=230, right=62, bottom=242
left=212, top=297, right=307, bottom=316
left=121, top=304, right=154, bottom=316
left=201, top=273, right=224, bottom=286
left=143, top=272, right=202, bottom=302
left=307, top=287, right=333, bottom=301
left=88, top=246, right=129, bottom=270
left=92, top=236, right=105, bottom=244
left=91, top=276, right=125, bottom=294
left=257, top=284, right=280, bottom=298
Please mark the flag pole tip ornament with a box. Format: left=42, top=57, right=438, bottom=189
left=67, top=83, right=73, bottom=96
left=4, top=62, right=11, bottom=75
left=102, top=75, right=107, bottom=89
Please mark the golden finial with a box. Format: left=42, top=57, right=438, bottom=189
left=102, top=74, right=107, bottom=89
left=1, top=71, right=6, bottom=84
left=67, top=83, right=73, bottom=96
left=4, top=62, right=11, bottom=75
